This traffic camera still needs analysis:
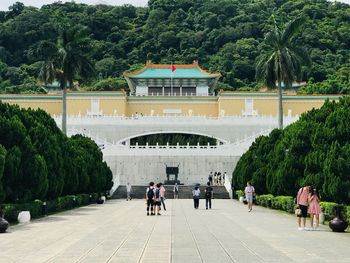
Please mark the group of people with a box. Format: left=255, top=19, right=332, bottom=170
left=145, top=182, right=167, bottom=216
left=296, top=185, right=321, bottom=231
left=191, top=182, right=214, bottom=210
left=208, top=171, right=226, bottom=186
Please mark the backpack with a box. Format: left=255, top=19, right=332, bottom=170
left=155, top=188, right=160, bottom=199
left=147, top=187, right=154, bottom=200
left=205, top=187, right=213, bottom=197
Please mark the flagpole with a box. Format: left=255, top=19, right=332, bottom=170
left=171, top=62, right=173, bottom=96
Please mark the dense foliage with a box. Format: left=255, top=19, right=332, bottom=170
left=0, top=102, right=113, bottom=203
left=130, top=133, right=217, bottom=145
left=232, top=97, right=350, bottom=204
left=0, top=0, right=350, bottom=93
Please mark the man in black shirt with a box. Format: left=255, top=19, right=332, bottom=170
left=205, top=182, right=214, bottom=209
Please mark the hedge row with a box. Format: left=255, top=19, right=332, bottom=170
left=235, top=191, right=350, bottom=223
left=2, top=193, right=100, bottom=223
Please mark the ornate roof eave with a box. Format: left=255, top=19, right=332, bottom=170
left=123, top=60, right=221, bottom=78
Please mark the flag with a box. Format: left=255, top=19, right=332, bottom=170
left=171, top=65, right=176, bottom=72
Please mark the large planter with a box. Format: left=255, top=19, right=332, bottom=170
left=329, top=206, right=348, bottom=232
left=0, top=218, right=9, bottom=233
left=18, top=211, right=31, bottom=224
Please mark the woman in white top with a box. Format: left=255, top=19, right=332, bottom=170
left=192, top=186, right=200, bottom=209
left=244, top=181, right=255, bottom=212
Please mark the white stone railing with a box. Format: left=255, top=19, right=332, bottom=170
left=224, top=173, right=233, bottom=199
left=55, top=114, right=298, bottom=126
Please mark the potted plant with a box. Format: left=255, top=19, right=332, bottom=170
left=329, top=205, right=348, bottom=232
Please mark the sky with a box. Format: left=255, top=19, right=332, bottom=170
left=0, top=0, right=149, bottom=11
left=0, top=0, right=349, bottom=11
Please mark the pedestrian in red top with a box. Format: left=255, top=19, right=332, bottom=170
left=297, top=186, right=310, bottom=230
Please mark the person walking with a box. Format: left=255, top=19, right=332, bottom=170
left=126, top=182, right=132, bottom=201
left=205, top=182, right=213, bottom=209
left=308, top=187, right=321, bottom=230
left=154, top=183, right=162, bottom=215
left=223, top=172, right=226, bottom=185
left=146, top=182, right=155, bottom=216
left=218, top=172, right=222, bottom=185
left=208, top=172, right=213, bottom=186
left=192, top=186, right=200, bottom=209
left=214, top=172, right=218, bottom=186
left=244, top=181, right=255, bottom=212
left=160, top=183, right=166, bottom=211
left=173, top=183, right=179, bottom=199
left=297, top=185, right=310, bottom=230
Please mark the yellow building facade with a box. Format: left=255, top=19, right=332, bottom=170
left=0, top=91, right=341, bottom=118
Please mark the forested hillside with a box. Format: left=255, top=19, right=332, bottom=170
left=0, top=0, right=350, bottom=93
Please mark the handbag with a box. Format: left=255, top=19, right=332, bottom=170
left=295, top=208, right=302, bottom=216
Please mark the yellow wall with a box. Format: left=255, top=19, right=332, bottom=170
left=1, top=99, right=62, bottom=115
left=127, top=99, right=218, bottom=116
left=0, top=93, right=341, bottom=118
left=100, top=98, right=127, bottom=116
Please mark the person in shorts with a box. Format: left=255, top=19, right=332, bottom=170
left=297, top=185, right=310, bottom=230
left=154, top=183, right=162, bottom=215
left=244, top=181, right=255, bottom=212
left=146, top=182, right=155, bottom=216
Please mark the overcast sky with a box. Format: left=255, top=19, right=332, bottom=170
left=0, top=0, right=148, bottom=11
left=0, top=0, right=349, bottom=11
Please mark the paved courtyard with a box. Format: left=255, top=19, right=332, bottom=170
left=1, top=199, right=349, bottom=263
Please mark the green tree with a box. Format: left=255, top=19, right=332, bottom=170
left=256, top=16, right=310, bottom=129
left=0, top=145, right=6, bottom=202
left=40, top=25, right=95, bottom=134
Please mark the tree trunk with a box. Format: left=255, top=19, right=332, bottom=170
left=62, top=83, right=67, bottom=135
left=277, top=79, right=283, bottom=129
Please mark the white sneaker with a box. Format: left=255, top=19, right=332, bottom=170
left=298, top=227, right=304, bottom=231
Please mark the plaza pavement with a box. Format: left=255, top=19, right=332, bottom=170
left=1, top=199, right=350, bottom=263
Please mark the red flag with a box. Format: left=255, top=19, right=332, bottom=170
left=171, top=65, right=176, bottom=72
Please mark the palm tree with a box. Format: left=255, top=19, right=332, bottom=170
left=40, top=25, right=94, bottom=135
left=256, top=16, right=310, bottom=129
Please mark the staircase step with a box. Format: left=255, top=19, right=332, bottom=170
left=112, top=185, right=230, bottom=199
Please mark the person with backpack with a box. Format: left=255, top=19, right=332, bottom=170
left=146, top=182, right=155, bottom=216
left=154, top=183, right=162, bottom=215
left=244, top=181, right=255, bottom=212
left=173, top=183, right=179, bottom=199
left=192, top=186, right=200, bottom=209
left=205, top=182, right=213, bottom=209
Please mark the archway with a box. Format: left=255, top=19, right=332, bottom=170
left=117, top=131, right=229, bottom=146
